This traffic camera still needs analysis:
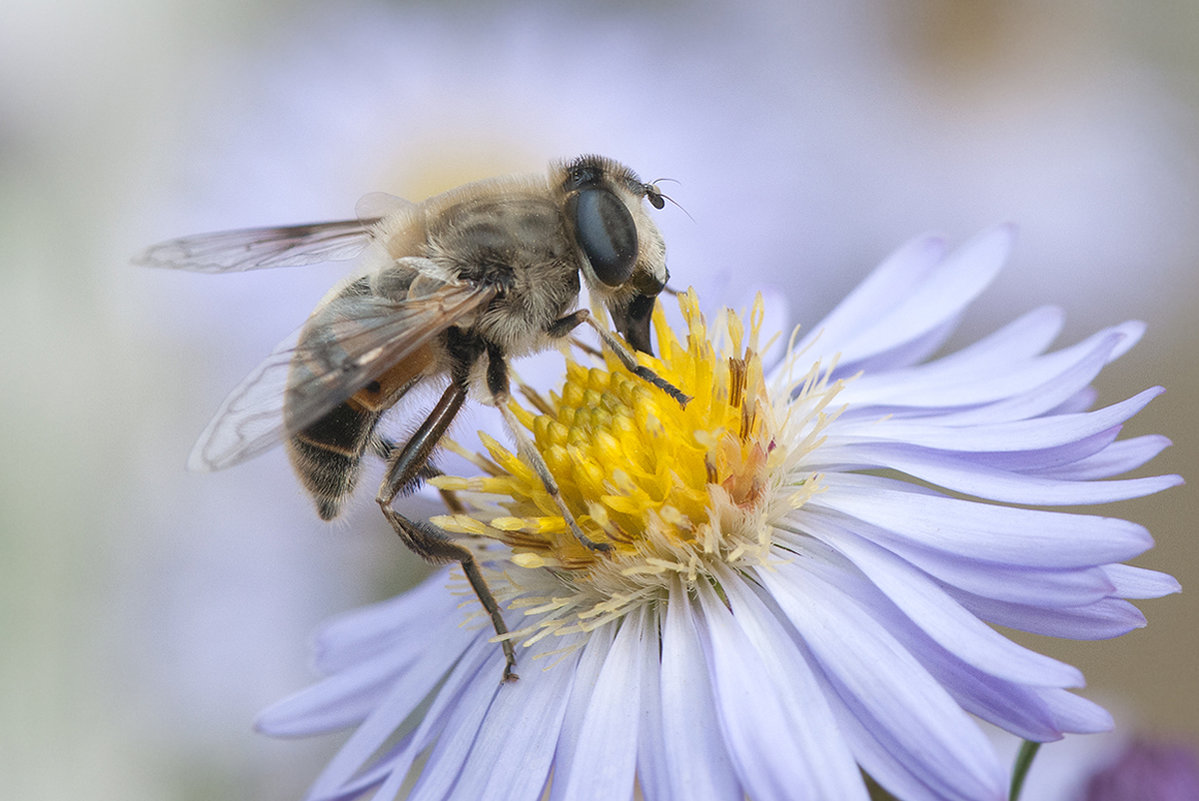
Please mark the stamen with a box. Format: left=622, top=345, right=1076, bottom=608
left=437, top=290, right=847, bottom=643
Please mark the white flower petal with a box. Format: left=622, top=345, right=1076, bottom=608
left=256, top=612, right=477, bottom=736
left=405, top=645, right=511, bottom=801
left=832, top=226, right=1013, bottom=371
left=549, top=624, right=617, bottom=801
left=1029, top=434, right=1173, bottom=479
left=309, top=632, right=495, bottom=801
left=445, top=637, right=581, bottom=801
left=762, top=562, right=1007, bottom=801
left=695, top=574, right=869, bottom=801
left=949, top=591, right=1147, bottom=640
left=553, top=614, right=646, bottom=801
left=796, top=233, right=947, bottom=360
left=801, top=528, right=1083, bottom=686
left=1102, top=564, right=1182, bottom=599
left=813, top=473, right=1152, bottom=568
left=813, top=440, right=1181, bottom=505
left=830, top=387, right=1162, bottom=452
left=650, top=579, right=741, bottom=801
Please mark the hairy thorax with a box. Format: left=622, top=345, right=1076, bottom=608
left=426, top=193, right=583, bottom=355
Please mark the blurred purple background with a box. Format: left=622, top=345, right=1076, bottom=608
left=3, top=2, right=1196, bottom=799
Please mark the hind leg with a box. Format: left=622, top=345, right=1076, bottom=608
left=375, top=380, right=517, bottom=682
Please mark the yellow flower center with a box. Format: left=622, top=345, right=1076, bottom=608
left=431, top=290, right=843, bottom=637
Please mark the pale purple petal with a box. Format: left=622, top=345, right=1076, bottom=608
left=786, top=549, right=1096, bottom=741
left=403, top=643, right=510, bottom=801
left=256, top=609, right=478, bottom=736
left=812, top=440, right=1181, bottom=505
left=634, top=612, right=668, bottom=801
left=1102, top=564, right=1181, bottom=599
left=812, top=473, right=1152, bottom=568
left=651, top=580, right=740, bottom=801
left=816, top=678, right=971, bottom=801
left=918, top=305, right=1065, bottom=373
left=836, top=314, right=962, bottom=376
left=1030, top=435, right=1174, bottom=479
left=830, top=226, right=1013, bottom=373
left=918, top=329, right=1140, bottom=424
left=830, top=387, right=1162, bottom=451
left=794, top=512, right=1119, bottom=608
left=310, top=571, right=465, bottom=673
left=696, top=573, right=869, bottom=801
left=549, top=624, right=617, bottom=801
left=950, top=590, right=1148, bottom=640
left=1036, top=689, right=1114, bottom=734
left=445, top=636, right=581, bottom=801
left=761, top=561, right=1007, bottom=801
left=1050, top=386, right=1099, bottom=414
left=795, top=233, right=947, bottom=360
left=554, top=611, right=647, bottom=801
left=800, top=531, right=1083, bottom=686
left=310, top=631, right=495, bottom=801
left=839, top=323, right=1136, bottom=414
left=942, top=427, right=1121, bottom=472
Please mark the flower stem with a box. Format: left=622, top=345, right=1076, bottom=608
left=1009, top=740, right=1043, bottom=801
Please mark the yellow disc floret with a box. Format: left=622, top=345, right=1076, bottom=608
left=431, top=289, right=844, bottom=638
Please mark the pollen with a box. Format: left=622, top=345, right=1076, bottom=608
left=430, top=290, right=844, bottom=639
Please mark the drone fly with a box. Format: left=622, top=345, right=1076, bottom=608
left=139, top=155, right=688, bottom=680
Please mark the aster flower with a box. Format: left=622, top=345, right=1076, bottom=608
left=1079, top=738, right=1199, bottom=801
left=256, top=226, right=1180, bottom=801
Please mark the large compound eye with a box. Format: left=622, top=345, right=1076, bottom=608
left=569, top=187, right=638, bottom=286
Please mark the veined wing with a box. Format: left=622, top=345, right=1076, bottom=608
left=188, top=282, right=497, bottom=471
left=136, top=218, right=383, bottom=273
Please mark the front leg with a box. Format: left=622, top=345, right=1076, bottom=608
left=547, top=308, right=691, bottom=407
left=546, top=308, right=591, bottom=339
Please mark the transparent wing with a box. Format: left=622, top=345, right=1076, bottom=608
left=188, top=282, right=497, bottom=471
left=136, top=218, right=383, bottom=273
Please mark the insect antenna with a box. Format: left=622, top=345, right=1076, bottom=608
left=645, top=177, right=694, bottom=221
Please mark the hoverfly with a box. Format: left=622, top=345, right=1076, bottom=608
left=139, top=155, right=688, bottom=680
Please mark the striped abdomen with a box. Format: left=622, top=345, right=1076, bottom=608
left=284, top=273, right=434, bottom=520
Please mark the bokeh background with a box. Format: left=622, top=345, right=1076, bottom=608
left=3, top=2, right=1196, bottom=800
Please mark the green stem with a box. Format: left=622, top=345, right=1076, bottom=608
left=1009, top=740, right=1042, bottom=801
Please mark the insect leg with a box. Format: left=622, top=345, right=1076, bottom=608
left=484, top=343, right=610, bottom=553
left=552, top=309, right=691, bottom=407
left=375, top=382, right=517, bottom=682
left=373, top=436, right=464, bottom=514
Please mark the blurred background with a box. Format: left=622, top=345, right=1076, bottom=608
left=3, top=1, right=1196, bottom=799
